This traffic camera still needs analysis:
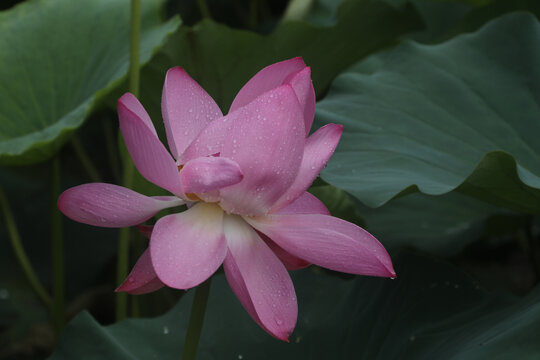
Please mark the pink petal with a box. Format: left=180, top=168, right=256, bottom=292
left=180, top=156, right=243, bottom=194
left=283, top=67, right=316, bottom=135
left=246, top=214, right=396, bottom=278
left=229, top=57, right=306, bottom=113
left=119, top=93, right=156, bottom=134
left=150, top=203, right=227, bottom=289
left=223, top=215, right=297, bottom=341
left=118, top=94, right=184, bottom=196
left=57, top=183, right=184, bottom=228
left=271, top=124, right=343, bottom=212
left=181, top=85, right=306, bottom=216
left=261, top=233, right=310, bottom=271
left=116, top=249, right=164, bottom=295
left=264, top=192, right=329, bottom=270
left=162, top=67, right=223, bottom=159
left=274, top=191, right=329, bottom=216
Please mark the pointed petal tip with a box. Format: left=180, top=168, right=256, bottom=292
left=270, top=327, right=293, bottom=342
left=280, top=335, right=291, bottom=343
left=325, top=122, right=344, bottom=133
left=118, top=92, right=133, bottom=102
left=114, top=281, right=150, bottom=295
left=114, top=277, right=133, bottom=293
left=376, top=255, right=396, bottom=279
left=166, top=65, right=186, bottom=76
left=291, top=56, right=305, bottom=65
left=117, top=92, right=139, bottom=109
left=388, top=266, right=397, bottom=279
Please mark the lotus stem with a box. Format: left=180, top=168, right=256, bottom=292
left=128, top=0, right=141, bottom=98
left=181, top=278, right=212, bottom=360
left=196, top=0, right=212, bottom=19
left=102, top=119, right=122, bottom=182
left=50, top=155, right=65, bottom=334
left=70, top=136, right=102, bottom=183
left=0, top=186, right=53, bottom=313
left=116, top=0, right=141, bottom=321
left=249, top=0, right=259, bottom=28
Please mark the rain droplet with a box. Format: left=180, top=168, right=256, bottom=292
left=163, top=326, right=169, bottom=335
left=238, top=355, right=243, bottom=359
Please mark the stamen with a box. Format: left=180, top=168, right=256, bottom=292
left=186, top=193, right=201, bottom=201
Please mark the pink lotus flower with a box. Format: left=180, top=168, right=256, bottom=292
left=58, top=58, right=395, bottom=341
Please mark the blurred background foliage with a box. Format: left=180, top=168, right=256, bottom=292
left=1, top=0, right=540, bottom=358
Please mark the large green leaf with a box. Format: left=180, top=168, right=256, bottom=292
left=356, top=192, right=508, bottom=255
left=134, top=0, right=421, bottom=121
left=283, top=0, right=344, bottom=26
left=431, top=0, right=540, bottom=43
left=0, top=163, right=120, bottom=355
left=0, top=0, right=180, bottom=165
left=316, top=12, right=540, bottom=213
left=50, top=252, right=540, bottom=359
left=311, top=184, right=509, bottom=255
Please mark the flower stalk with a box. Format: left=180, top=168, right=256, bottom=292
left=50, top=155, right=65, bottom=334
left=116, top=0, right=141, bottom=321
left=196, top=0, right=212, bottom=19
left=70, top=136, right=102, bottom=183
left=181, top=278, right=212, bottom=360
left=0, top=186, right=53, bottom=312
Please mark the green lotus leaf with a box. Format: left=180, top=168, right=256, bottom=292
left=317, top=12, right=540, bottom=213
left=50, top=252, right=540, bottom=359
left=311, top=184, right=509, bottom=255
left=134, top=0, right=421, bottom=120
left=0, top=0, right=180, bottom=165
